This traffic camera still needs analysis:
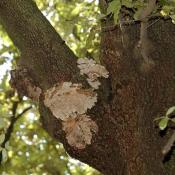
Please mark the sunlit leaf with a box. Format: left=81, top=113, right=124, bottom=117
left=0, top=133, right=5, bottom=144
left=0, top=58, right=6, bottom=65
left=86, top=27, right=96, bottom=49
left=107, top=0, right=121, bottom=15
left=159, top=117, right=169, bottom=130
left=166, top=106, right=175, bottom=116
left=0, top=118, right=6, bottom=129
left=114, top=11, right=120, bottom=24
left=2, top=148, right=8, bottom=163
left=5, top=141, right=11, bottom=151
left=0, top=72, right=9, bottom=91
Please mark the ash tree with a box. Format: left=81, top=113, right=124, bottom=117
left=0, top=0, right=175, bottom=174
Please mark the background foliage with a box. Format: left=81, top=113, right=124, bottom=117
left=106, top=0, right=175, bottom=24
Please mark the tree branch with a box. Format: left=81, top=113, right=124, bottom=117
left=162, top=131, right=175, bottom=155
left=138, top=0, right=157, bottom=72
left=0, top=102, right=32, bottom=164
left=0, top=0, right=81, bottom=90
left=2, top=106, right=32, bottom=147
left=139, top=0, right=157, bottom=20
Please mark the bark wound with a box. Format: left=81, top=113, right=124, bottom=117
left=10, top=68, right=42, bottom=101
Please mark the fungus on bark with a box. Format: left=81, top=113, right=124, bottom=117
left=44, top=82, right=98, bottom=149
left=62, top=114, right=98, bottom=149
left=44, top=82, right=97, bottom=121
left=77, top=58, right=109, bottom=89
left=44, top=58, right=109, bottom=149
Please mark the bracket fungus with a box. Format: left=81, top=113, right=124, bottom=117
left=77, top=58, right=109, bottom=89
left=44, top=82, right=97, bottom=121
left=44, top=82, right=98, bottom=149
left=62, top=115, right=98, bottom=149
left=44, top=58, right=109, bottom=149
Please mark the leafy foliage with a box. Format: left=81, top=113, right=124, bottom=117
left=155, top=106, right=175, bottom=131
left=160, top=0, right=175, bottom=23
left=35, top=0, right=100, bottom=60
left=106, top=0, right=175, bottom=24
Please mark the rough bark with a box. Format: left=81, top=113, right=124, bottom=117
left=99, top=15, right=175, bottom=174
left=0, top=0, right=81, bottom=90
left=0, top=0, right=175, bottom=175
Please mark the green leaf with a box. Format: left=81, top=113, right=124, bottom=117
left=114, top=11, right=120, bottom=24
left=97, top=13, right=107, bottom=20
left=133, top=9, right=142, bottom=20
left=154, top=116, right=165, bottom=121
left=170, top=118, right=175, bottom=123
left=0, top=71, right=9, bottom=91
left=0, top=118, right=6, bottom=130
left=159, top=117, right=169, bottom=130
left=5, top=141, right=11, bottom=150
left=0, top=147, right=3, bottom=152
left=166, top=106, right=175, bottom=116
left=2, top=148, right=8, bottom=163
left=107, top=0, right=121, bottom=15
left=106, top=0, right=121, bottom=24
left=71, top=5, right=82, bottom=16
left=86, top=27, right=96, bottom=49
left=159, top=0, right=168, bottom=6
left=122, top=0, right=133, bottom=8
left=0, top=58, right=6, bottom=65
left=0, top=134, right=5, bottom=144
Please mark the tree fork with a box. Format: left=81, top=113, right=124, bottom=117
left=1, top=0, right=175, bottom=174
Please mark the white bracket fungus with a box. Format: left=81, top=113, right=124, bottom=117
left=44, top=82, right=98, bottom=149
left=44, top=58, right=109, bottom=149
left=63, top=115, right=98, bottom=149
left=44, top=82, right=97, bottom=121
left=77, top=58, right=109, bottom=89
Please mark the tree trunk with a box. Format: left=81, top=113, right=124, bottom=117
left=98, top=17, right=175, bottom=175
left=0, top=0, right=175, bottom=174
